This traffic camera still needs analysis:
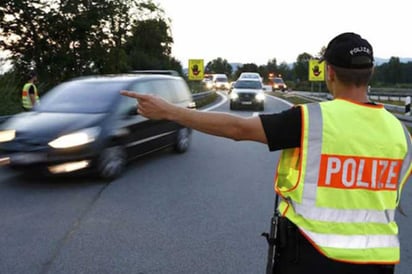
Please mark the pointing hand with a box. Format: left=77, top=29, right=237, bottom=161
left=120, top=90, right=175, bottom=120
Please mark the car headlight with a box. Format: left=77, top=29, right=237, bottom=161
left=0, top=130, right=16, bottom=143
left=49, top=127, right=101, bottom=149
left=230, top=92, right=239, bottom=100
left=256, top=93, right=265, bottom=101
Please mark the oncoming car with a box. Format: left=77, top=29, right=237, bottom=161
left=203, top=79, right=214, bottom=90
left=238, top=72, right=262, bottom=82
left=229, top=79, right=265, bottom=111
left=0, top=72, right=196, bottom=180
left=272, top=77, right=287, bottom=91
left=202, top=74, right=214, bottom=90
left=211, top=74, right=230, bottom=91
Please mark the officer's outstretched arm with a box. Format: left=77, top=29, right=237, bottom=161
left=120, top=90, right=267, bottom=144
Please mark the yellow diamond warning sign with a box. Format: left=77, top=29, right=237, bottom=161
left=188, top=59, right=204, bottom=80
left=309, top=59, right=325, bottom=82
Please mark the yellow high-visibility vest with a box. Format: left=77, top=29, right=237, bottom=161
left=275, top=99, right=412, bottom=264
left=22, top=83, right=40, bottom=109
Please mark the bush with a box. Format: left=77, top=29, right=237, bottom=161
left=194, top=92, right=217, bottom=108
left=187, top=80, right=205, bottom=94
left=0, top=71, right=24, bottom=115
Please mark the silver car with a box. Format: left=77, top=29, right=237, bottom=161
left=229, top=79, right=265, bottom=111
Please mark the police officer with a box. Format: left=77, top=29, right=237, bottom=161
left=22, top=71, right=40, bottom=111
left=120, top=32, right=412, bottom=274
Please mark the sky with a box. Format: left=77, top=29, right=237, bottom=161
left=155, top=0, right=411, bottom=67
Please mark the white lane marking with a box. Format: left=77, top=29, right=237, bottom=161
left=202, top=91, right=228, bottom=111
left=265, top=93, right=294, bottom=106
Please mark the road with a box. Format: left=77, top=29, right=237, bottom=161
left=0, top=93, right=411, bottom=274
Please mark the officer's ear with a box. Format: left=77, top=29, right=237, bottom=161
left=326, top=65, right=335, bottom=82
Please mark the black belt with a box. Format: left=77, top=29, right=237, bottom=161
left=277, top=217, right=298, bottom=246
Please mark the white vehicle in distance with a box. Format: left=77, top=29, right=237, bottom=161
left=202, top=74, right=214, bottom=90
left=211, top=74, right=230, bottom=91
left=238, top=72, right=263, bottom=82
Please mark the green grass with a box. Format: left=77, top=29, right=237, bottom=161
left=270, top=92, right=311, bottom=105
left=194, top=92, right=217, bottom=108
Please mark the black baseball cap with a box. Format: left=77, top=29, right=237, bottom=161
left=321, top=32, right=374, bottom=69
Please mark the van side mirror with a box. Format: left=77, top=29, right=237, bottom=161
left=127, top=106, right=139, bottom=115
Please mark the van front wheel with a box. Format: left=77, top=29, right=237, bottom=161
left=174, top=128, right=191, bottom=153
left=96, top=146, right=127, bottom=180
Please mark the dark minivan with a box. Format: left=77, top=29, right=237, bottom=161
left=0, top=72, right=196, bottom=179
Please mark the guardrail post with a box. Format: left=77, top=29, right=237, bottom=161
left=405, top=96, right=411, bottom=116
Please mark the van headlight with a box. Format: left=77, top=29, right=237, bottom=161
left=49, top=127, right=101, bottom=149
left=0, top=130, right=16, bottom=143
left=230, top=92, right=239, bottom=100
left=256, top=93, right=265, bottom=101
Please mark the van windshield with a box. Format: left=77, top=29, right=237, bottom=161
left=36, top=81, right=123, bottom=113
left=235, top=80, right=262, bottom=89
left=215, top=77, right=228, bottom=82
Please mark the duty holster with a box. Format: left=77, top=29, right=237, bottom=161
left=261, top=194, right=286, bottom=274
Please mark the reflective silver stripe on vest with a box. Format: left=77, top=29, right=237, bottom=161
left=301, top=228, right=399, bottom=249
left=301, top=103, right=323, bottom=204
left=397, top=124, right=412, bottom=202
left=294, top=203, right=395, bottom=223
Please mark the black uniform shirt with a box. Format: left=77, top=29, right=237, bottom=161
left=259, top=106, right=302, bottom=151
left=28, top=84, right=35, bottom=95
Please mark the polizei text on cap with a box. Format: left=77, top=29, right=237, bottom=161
left=350, top=47, right=371, bottom=55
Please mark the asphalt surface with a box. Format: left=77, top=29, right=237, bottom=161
left=0, top=93, right=411, bottom=274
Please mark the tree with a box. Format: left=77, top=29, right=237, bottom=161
left=205, top=57, right=232, bottom=77
left=386, top=57, right=402, bottom=85
left=317, top=46, right=327, bottom=59
left=401, top=62, right=412, bottom=84
left=1, top=0, right=52, bottom=85
left=266, top=58, right=278, bottom=75
left=125, top=19, right=175, bottom=71
left=293, top=52, right=313, bottom=82
left=278, top=62, right=292, bottom=80
left=0, top=0, right=179, bottom=88
left=258, top=65, right=269, bottom=83
left=234, top=63, right=259, bottom=79
left=262, top=58, right=278, bottom=83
